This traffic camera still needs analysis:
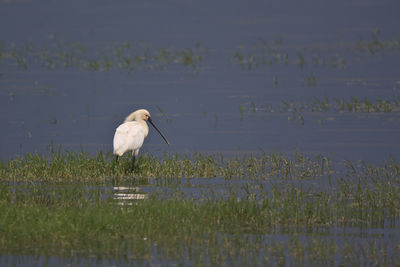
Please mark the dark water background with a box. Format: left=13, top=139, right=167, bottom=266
left=1, top=0, right=400, bottom=162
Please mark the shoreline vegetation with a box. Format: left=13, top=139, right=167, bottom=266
left=1, top=150, right=334, bottom=181
left=0, top=151, right=399, bottom=265
left=1, top=150, right=399, bottom=181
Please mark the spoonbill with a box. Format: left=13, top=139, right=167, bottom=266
left=113, top=109, right=170, bottom=172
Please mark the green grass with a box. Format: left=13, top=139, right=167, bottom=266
left=0, top=151, right=335, bottom=182
left=0, top=151, right=399, bottom=265
left=0, top=181, right=399, bottom=264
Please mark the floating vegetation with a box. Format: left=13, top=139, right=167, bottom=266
left=301, top=73, right=317, bottom=87
left=233, top=30, right=400, bottom=72
left=334, top=97, right=400, bottom=113
left=1, top=30, right=398, bottom=77
left=356, top=29, right=400, bottom=55
left=46, top=116, right=58, bottom=125
left=35, top=81, right=56, bottom=96
left=239, top=97, right=400, bottom=124
left=0, top=35, right=205, bottom=72
left=232, top=37, right=289, bottom=70
left=230, top=36, right=351, bottom=89
left=8, top=91, right=15, bottom=101
left=0, top=151, right=399, bottom=265
left=232, top=37, right=348, bottom=71
left=231, top=31, right=400, bottom=89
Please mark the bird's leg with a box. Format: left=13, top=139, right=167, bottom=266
left=130, top=155, right=136, bottom=172
left=115, top=155, right=119, bottom=163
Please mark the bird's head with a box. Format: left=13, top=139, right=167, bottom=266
left=124, top=108, right=170, bottom=146
left=125, top=109, right=151, bottom=122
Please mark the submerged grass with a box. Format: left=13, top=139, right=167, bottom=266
left=0, top=180, right=399, bottom=264
left=249, top=97, right=400, bottom=114
left=0, top=151, right=399, bottom=265
left=233, top=30, right=400, bottom=71
left=0, top=36, right=205, bottom=72
left=239, top=96, right=400, bottom=124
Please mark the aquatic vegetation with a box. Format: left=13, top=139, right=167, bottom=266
left=0, top=36, right=205, bottom=73
left=35, top=82, right=56, bottom=96
left=356, top=29, right=400, bottom=55
left=232, top=37, right=290, bottom=70
left=232, top=37, right=348, bottom=71
left=0, top=151, right=399, bottom=265
left=300, top=73, right=317, bottom=87
left=0, top=150, right=334, bottom=181
left=231, top=31, right=400, bottom=89
left=239, top=97, right=400, bottom=124
left=232, top=30, right=398, bottom=72
left=334, top=97, right=400, bottom=113
left=296, top=50, right=306, bottom=69
left=1, top=31, right=399, bottom=266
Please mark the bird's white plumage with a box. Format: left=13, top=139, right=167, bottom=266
left=113, top=120, right=148, bottom=156
left=113, top=109, right=169, bottom=172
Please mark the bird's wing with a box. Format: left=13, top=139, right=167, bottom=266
left=113, top=122, right=146, bottom=156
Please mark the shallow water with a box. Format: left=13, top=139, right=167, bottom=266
left=1, top=227, right=399, bottom=266
left=2, top=172, right=399, bottom=265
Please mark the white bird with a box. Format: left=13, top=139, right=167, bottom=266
left=113, top=109, right=170, bottom=172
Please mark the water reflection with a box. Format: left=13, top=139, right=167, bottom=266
left=113, top=186, right=148, bottom=205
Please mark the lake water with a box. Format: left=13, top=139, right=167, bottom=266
left=1, top=0, right=400, bottom=163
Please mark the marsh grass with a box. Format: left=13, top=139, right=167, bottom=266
left=0, top=180, right=399, bottom=264
left=233, top=30, right=399, bottom=72
left=3, top=30, right=397, bottom=74
left=231, top=31, right=399, bottom=91
left=239, top=97, right=400, bottom=124
left=0, top=151, right=399, bottom=265
left=232, top=37, right=348, bottom=71
left=0, top=151, right=336, bottom=182
left=0, top=36, right=205, bottom=73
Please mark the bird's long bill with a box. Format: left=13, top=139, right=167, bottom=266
left=148, top=118, right=170, bottom=145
